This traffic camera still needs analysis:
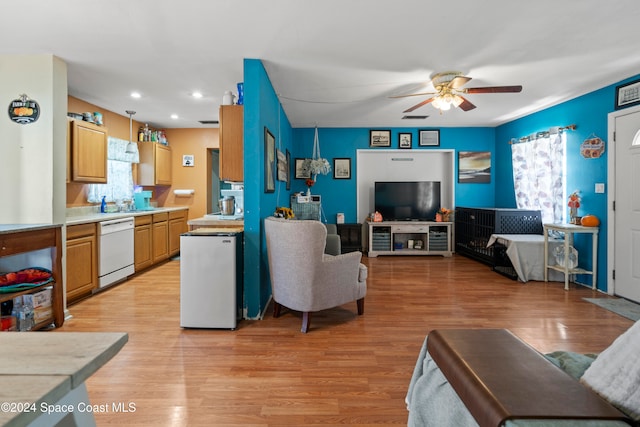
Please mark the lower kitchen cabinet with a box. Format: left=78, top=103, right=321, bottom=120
left=169, top=210, right=188, bottom=257
left=66, top=223, right=98, bottom=304
left=152, top=212, right=169, bottom=264
left=134, top=215, right=153, bottom=271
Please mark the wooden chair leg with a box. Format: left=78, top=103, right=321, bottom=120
left=273, top=301, right=282, bottom=318
left=301, top=312, right=311, bottom=333
left=357, top=298, right=365, bottom=315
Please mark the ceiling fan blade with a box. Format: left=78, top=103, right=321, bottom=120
left=448, top=76, right=471, bottom=89
left=457, top=96, right=476, bottom=111
left=465, top=85, right=522, bottom=94
left=389, top=91, right=436, bottom=99
left=403, top=97, right=435, bottom=113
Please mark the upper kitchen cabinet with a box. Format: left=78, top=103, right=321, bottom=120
left=138, top=142, right=172, bottom=186
left=219, top=105, right=243, bottom=182
left=70, top=119, right=108, bottom=183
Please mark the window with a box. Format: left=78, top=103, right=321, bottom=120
left=87, top=137, right=138, bottom=203
left=511, top=132, right=565, bottom=224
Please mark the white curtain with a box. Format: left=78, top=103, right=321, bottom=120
left=87, top=137, right=138, bottom=203
left=511, top=132, right=565, bottom=224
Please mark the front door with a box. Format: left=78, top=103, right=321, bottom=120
left=613, top=107, right=640, bottom=302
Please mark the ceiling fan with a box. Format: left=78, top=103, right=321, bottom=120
left=391, top=71, right=522, bottom=113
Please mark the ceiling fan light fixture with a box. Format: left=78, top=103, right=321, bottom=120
left=432, top=96, right=443, bottom=110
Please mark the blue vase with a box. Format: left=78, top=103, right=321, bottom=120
left=237, top=82, right=244, bottom=105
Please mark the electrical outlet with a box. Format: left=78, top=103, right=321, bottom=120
left=595, top=183, right=605, bottom=193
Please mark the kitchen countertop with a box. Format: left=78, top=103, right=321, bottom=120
left=66, top=206, right=189, bottom=226
left=188, top=216, right=244, bottom=228
left=0, top=223, right=64, bottom=235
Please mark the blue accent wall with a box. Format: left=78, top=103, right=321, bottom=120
left=291, top=127, right=497, bottom=223
left=242, top=58, right=640, bottom=311
left=243, top=59, right=292, bottom=318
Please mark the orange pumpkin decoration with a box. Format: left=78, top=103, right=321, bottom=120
left=581, top=215, right=600, bottom=227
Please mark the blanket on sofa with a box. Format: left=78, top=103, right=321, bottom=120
left=581, top=319, right=640, bottom=421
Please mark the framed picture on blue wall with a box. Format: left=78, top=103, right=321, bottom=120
left=458, top=151, right=491, bottom=183
left=398, top=132, right=412, bottom=149
left=419, top=129, right=439, bottom=146
left=264, top=127, right=275, bottom=193
left=333, top=158, right=351, bottom=179
left=615, top=79, right=640, bottom=110
left=370, top=130, right=391, bottom=147
left=295, top=158, right=310, bottom=179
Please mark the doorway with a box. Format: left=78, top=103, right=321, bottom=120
left=608, top=104, right=640, bottom=302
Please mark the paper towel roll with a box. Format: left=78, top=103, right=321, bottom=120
left=174, top=189, right=194, bottom=196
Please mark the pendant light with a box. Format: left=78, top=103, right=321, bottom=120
left=125, top=110, right=137, bottom=154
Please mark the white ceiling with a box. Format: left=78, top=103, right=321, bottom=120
left=2, top=0, right=640, bottom=129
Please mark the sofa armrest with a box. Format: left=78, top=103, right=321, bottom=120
left=427, top=329, right=632, bottom=426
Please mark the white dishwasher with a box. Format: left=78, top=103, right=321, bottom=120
left=98, top=217, right=135, bottom=289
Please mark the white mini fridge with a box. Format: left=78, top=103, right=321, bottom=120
left=180, top=230, right=243, bottom=329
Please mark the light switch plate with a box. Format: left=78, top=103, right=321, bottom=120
left=595, top=183, right=605, bottom=193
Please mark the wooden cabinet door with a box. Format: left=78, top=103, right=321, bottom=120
left=155, top=144, right=172, bottom=185
left=138, top=143, right=172, bottom=186
left=219, top=105, right=243, bottom=181
left=134, top=223, right=153, bottom=271
left=152, top=220, right=169, bottom=263
left=71, top=120, right=108, bottom=183
left=169, top=216, right=187, bottom=256
left=66, top=225, right=98, bottom=303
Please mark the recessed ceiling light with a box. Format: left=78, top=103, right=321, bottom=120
left=171, top=114, right=179, bottom=119
left=130, top=92, right=141, bottom=99
left=192, top=92, right=203, bottom=99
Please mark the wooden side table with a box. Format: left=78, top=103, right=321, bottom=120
left=543, top=223, right=599, bottom=291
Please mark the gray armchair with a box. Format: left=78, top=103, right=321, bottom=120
left=264, top=217, right=367, bottom=333
left=324, top=223, right=341, bottom=255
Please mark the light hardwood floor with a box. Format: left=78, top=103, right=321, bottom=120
left=58, top=254, right=633, bottom=426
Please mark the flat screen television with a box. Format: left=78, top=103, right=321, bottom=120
left=374, top=181, right=441, bottom=221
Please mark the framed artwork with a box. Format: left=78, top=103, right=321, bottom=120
left=370, top=129, right=391, bottom=147
left=333, top=158, right=351, bottom=179
left=398, top=132, right=412, bottom=149
left=264, top=127, right=275, bottom=193
left=615, top=79, right=640, bottom=110
left=182, top=154, right=194, bottom=166
left=295, top=158, right=310, bottom=179
left=286, top=149, right=291, bottom=190
left=458, top=151, right=491, bottom=183
left=419, top=129, right=440, bottom=146
left=276, top=148, right=287, bottom=182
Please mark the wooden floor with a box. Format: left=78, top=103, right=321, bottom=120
left=57, top=254, right=633, bottom=426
